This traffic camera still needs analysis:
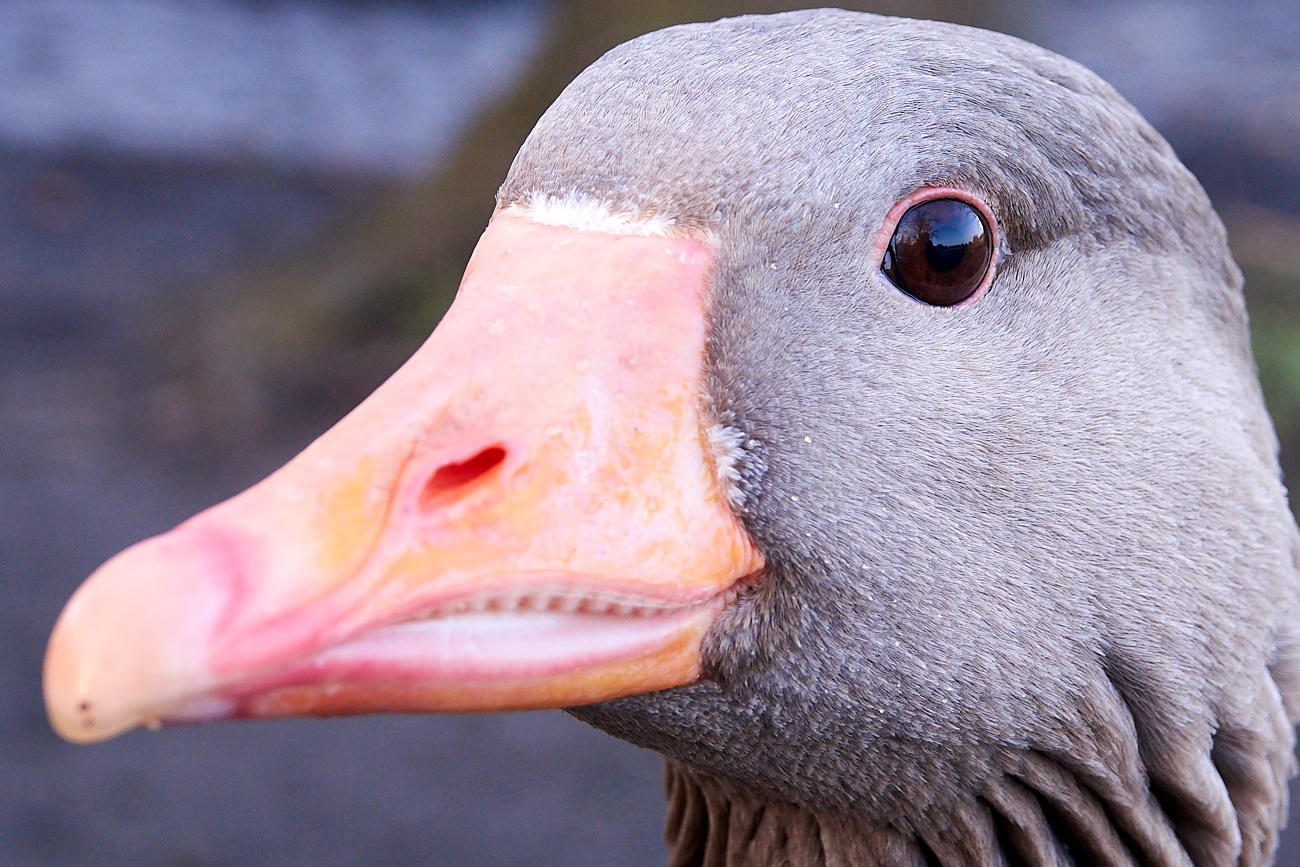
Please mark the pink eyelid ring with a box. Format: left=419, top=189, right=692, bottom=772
left=871, top=185, right=1003, bottom=308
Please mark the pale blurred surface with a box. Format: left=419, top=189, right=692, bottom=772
left=3, top=1, right=1299, bottom=864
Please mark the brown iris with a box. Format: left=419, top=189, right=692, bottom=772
left=881, top=198, right=993, bottom=306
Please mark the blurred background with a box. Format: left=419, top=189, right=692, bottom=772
left=2, top=0, right=1298, bottom=863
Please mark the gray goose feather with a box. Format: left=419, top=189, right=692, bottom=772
left=500, top=10, right=1300, bottom=866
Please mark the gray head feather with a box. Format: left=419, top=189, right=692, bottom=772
left=502, top=10, right=1300, bottom=866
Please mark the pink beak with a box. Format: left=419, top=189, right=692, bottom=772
left=44, top=214, right=764, bottom=743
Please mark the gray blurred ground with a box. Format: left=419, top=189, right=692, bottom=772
left=3, top=1, right=1300, bottom=864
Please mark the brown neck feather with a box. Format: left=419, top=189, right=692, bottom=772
left=664, top=759, right=925, bottom=867
left=662, top=720, right=1293, bottom=867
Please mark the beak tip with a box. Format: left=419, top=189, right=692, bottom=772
left=42, top=625, right=122, bottom=744
left=43, top=584, right=147, bottom=744
left=42, top=532, right=233, bottom=744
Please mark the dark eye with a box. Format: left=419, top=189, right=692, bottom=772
left=881, top=198, right=993, bottom=306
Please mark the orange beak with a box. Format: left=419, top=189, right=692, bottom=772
left=44, top=214, right=764, bottom=744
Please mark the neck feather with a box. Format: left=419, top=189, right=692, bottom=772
left=664, top=759, right=914, bottom=866
left=663, top=717, right=1293, bottom=867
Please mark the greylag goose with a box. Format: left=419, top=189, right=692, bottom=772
left=44, top=10, right=1300, bottom=866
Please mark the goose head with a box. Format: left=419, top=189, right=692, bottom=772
left=44, top=10, right=1300, bottom=865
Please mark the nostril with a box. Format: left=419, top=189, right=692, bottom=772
left=419, top=446, right=507, bottom=510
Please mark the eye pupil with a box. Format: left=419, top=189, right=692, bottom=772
left=926, top=241, right=967, bottom=273
left=882, top=197, right=993, bottom=306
